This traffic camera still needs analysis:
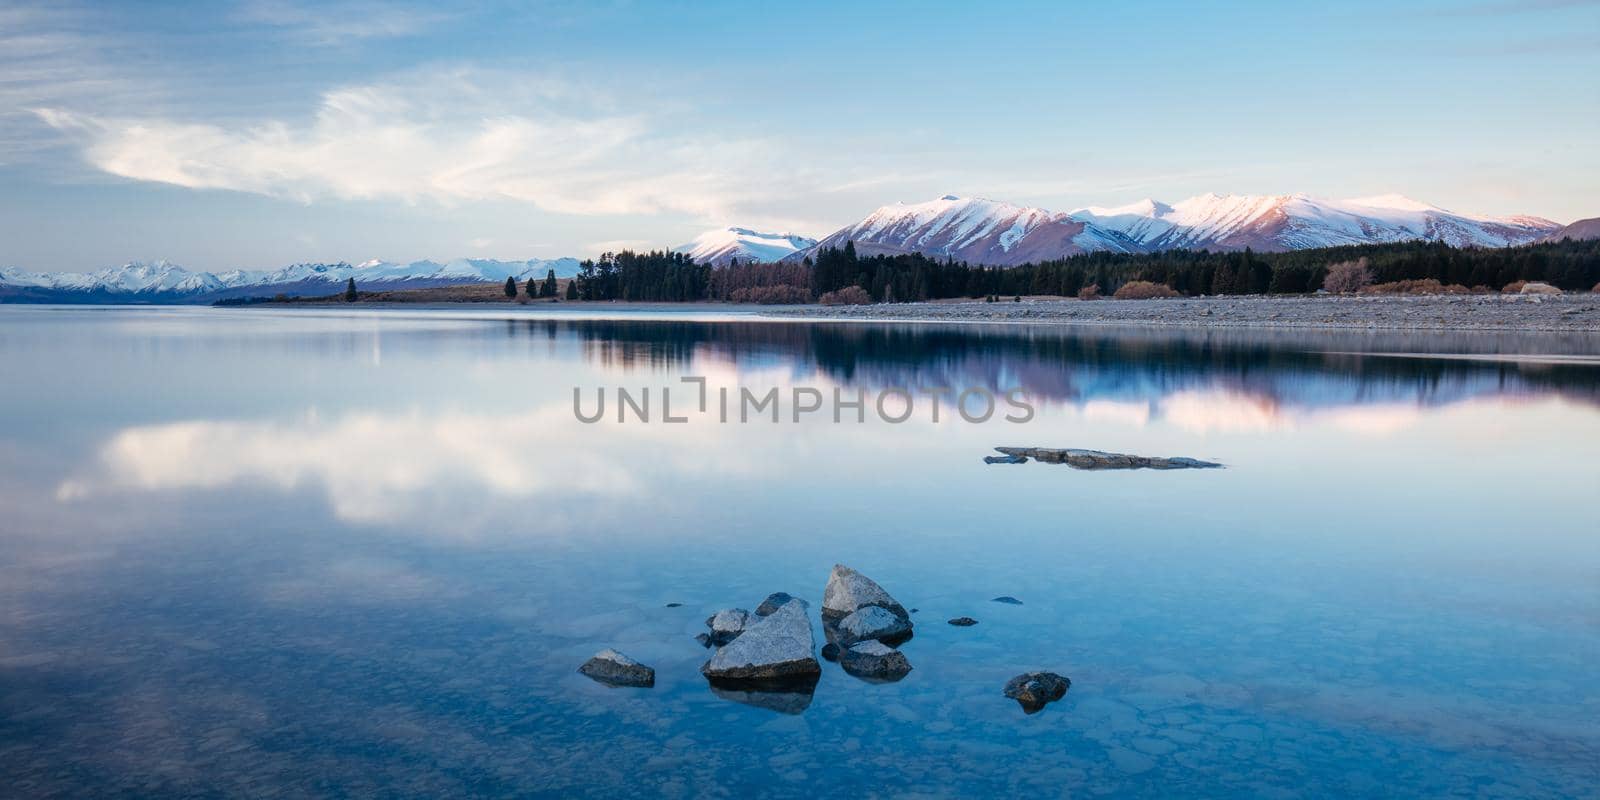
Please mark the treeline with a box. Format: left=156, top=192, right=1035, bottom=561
left=572, top=250, right=710, bottom=301
left=567, top=238, right=1600, bottom=303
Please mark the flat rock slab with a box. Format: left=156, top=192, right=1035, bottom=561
left=840, top=641, right=913, bottom=682
left=1004, top=671, right=1071, bottom=714
left=993, top=447, right=1222, bottom=470
left=991, top=596, right=1023, bottom=605
left=822, top=564, right=910, bottom=623
left=701, top=601, right=820, bottom=681
left=948, top=617, right=979, bottom=626
left=579, top=649, right=655, bottom=688
left=836, top=605, right=913, bottom=646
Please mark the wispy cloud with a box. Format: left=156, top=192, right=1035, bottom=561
left=234, top=0, right=453, bottom=45
left=36, top=68, right=790, bottom=220
left=0, top=4, right=170, bottom=163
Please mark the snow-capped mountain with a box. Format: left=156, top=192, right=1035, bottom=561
left=786, top=193, right=1561, bottom=266
left=0, top=257, right=583, bottom=303
left=785, top=195, right=1140, bottom=266
left=1069, top=193, right=1560, bottom=252
left=676, top=227, right=818, bottom=266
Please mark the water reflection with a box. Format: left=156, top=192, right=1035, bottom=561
left=2, top=308, right=1598, bottom=798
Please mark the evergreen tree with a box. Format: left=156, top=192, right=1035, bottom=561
left=565, top=279, right=578, bottom=300
left=542, top=269, right=557, bottom=298
left=526, top=276, right=538, bottom=297
left=504, top=276, right=518, bottom=297
left=344, top=277, right=357, bottom=302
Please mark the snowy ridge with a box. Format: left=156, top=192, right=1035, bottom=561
left=0, top=257, right=583, bottom=301
left=785, top=195, right=1140, bottom=266
left=675, top=227, right=818, bottom=266
left=1070, top=193, right=1560, bottom=252
left=783, top=192, right=1562, bottom=266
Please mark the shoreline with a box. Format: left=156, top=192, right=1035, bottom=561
left=760, top=294, right=1600, bottom=332
left=25, top=292, right=1596, bottom=334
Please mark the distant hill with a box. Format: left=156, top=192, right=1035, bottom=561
left=1541, top=217, right=1600, bottom=243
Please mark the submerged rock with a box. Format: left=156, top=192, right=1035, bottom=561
left=984, top=454, right=1028, bottom=464
left=991, top=596, right=1023, bottom=605
left=948, top=617, right=979, bottom=626
left=701, top=601, right=820, bottom=681
left=665, top=602, right=683, bottom=608
left=705, top=608, right=753, bottom=646
left=1003, top=671, right=1071, bottom=713
left=993, top=447, right=1222, bottom=470
left=836, top=605, right=913, bottom=646
left=694, top=633, right=713, bottom=648
left=578, top=649, right=655, bottom=688
left=755, top=592, right=807, bottom=617
left=822, top=564, right=911, bottom=623
left=840, top=641, right=913, bottom=682
left=820, top=642, right=840, bottom=662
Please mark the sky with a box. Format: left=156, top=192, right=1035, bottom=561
left=1, top=0, right=1596, bottom=272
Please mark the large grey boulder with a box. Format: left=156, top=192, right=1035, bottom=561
left=835, top=605, right=913, bottom=646
left=578, top=649, right=655, bottom=688
left=1003, top=671, right=1071, bottom=713
left=704, top=608, right=752, bottom=646
left=840, top=641, right=913, bottom=682
left=822, top=564, right=910, bottom=623
left=701, top=601, right=820, bottom=681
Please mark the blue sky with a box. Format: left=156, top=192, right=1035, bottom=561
left=1, top=0, right=1596, bottom=271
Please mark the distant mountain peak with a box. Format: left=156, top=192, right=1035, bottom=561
left=676, top=227, right=818, bottom=266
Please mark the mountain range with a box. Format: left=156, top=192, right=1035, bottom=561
left=2, top=192, right=1588, bottom=303
left=782, top=193, right=1566, bottom=267
left=0, top=257, right=581, bottom=304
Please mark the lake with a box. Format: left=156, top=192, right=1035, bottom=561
left=0, top=306, right=1596, bottom=798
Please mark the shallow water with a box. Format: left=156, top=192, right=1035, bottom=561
left=1, top=306, right=1597, bottom=798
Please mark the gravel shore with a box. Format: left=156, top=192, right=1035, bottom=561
left=765, top=293, right=1600, bottom=332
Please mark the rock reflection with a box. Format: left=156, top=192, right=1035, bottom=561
left=706, top=676, right=819, bottom=715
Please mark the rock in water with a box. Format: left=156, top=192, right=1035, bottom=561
left=984, top=454, right=1028, bottom=464
left=822, top=564, right=910, bottom=623
left=820, top=642, right=840, bottom=662
left=701, top=601, right=820, bottom=681
left=705, top=608, right=752, bottom=646
left=948, top=617, right=978, bottom=626
left=840, top=641, right=913, bottom=682
left=836, top=605, right=913, bottom=646
left=991, top=596, right=1023, bottom=605
left=1003, top=671, right=1071, bottom=713
left=755, top=592, right=807, bottom=617
left=992, top=447, right=1221, bottom=470
left=578, top=649, right=655, bottom=688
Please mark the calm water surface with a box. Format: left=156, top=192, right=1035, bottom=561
left=1, top=306, right=1597, bottom=798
